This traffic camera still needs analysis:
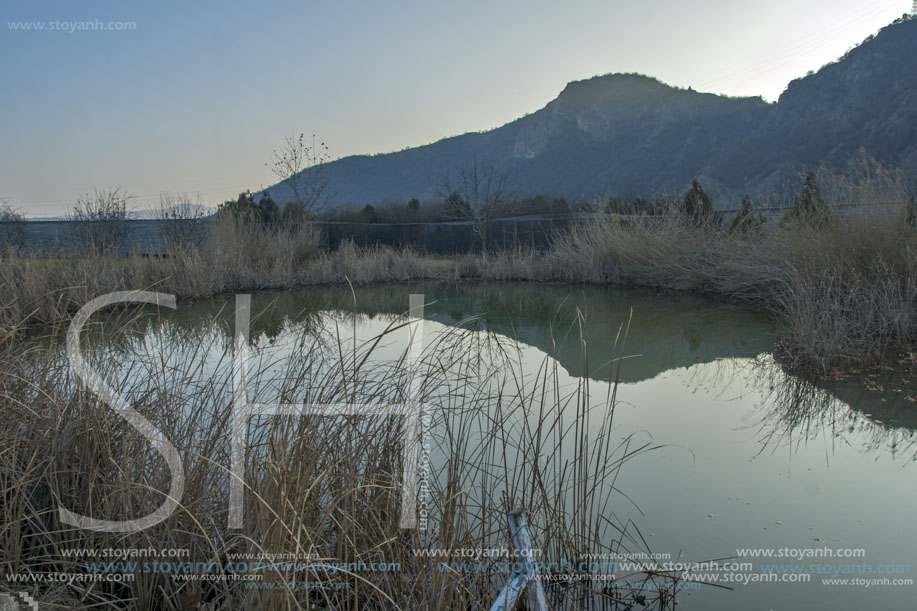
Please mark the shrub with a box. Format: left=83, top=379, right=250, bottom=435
left=683, top=180, right=713, bottom=225
left=782, top=171, right=832, bottom=228
left=729, top=194, right=764, bottom=234
left=0, top=203, right=25, bottom=257
left=156, top=192, right=209, bottom=251
left=281, top=200, right=306, bottom=228
left=69, top=187, right=129, bottom=256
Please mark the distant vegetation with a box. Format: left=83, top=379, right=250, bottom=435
left=327, top=193, right=585, bottom=224
left=266, top=132, right=332, bottom=217
left=155, top=192, right=210, bottom=250
left=68, top=187, right=129, bottom=257
left=0, top=202, right=25, bottom=258
left=2, top=161, right=914, bottom=375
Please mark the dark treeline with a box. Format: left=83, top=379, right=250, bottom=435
left=323, top=194, right=592, bottom=225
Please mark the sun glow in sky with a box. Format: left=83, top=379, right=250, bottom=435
left=0, top=0, right=910, bottom=215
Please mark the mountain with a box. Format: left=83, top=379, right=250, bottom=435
left=715, top=16, right=917, bottom=198
left=128, top=205, right=216, bottom=220
left=263, top=16, right=917, bottom=209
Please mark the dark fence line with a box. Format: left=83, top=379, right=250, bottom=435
left=0, top=202, right=905, bottom=258
left=0, top=219, right=197, bottom=257
left=320, top=217, right=577, bottom=254
left=0, top=217, right=581, bottom=257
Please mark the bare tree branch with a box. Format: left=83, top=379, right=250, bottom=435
left=267, top=132, right=332, bottom=217
left=157, top=192, right=208, bottom=250
left=0, top=201, right=25, bottom=258
left=438, top=156, right=514, bottom=260
left=69, top=187, right=130, bottom=256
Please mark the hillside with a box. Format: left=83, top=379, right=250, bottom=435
left=263, top=17, right=917, bottom=209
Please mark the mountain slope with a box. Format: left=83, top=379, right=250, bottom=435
left=264, top=17, right=917, bottom=208
left=716, top=15, right=917, bottom=198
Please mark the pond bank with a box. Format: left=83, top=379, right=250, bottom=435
left=2, top=206, right=915, bottom=377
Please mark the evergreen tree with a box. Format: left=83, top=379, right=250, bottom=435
left=259, top=192, right=280, bottom=226
left=729, top=194, right=763, bottom=234
left=282, top=200, right=306, bottom=228
left=219, top=191, right=257, bottom=221
left=361, top=204, right=380, bottom=223
left=782, top=172, right=832, bottom=228
left=683, top=180, right=713, bottom=224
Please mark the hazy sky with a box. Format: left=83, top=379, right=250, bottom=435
left=0, top=0, right=910, bottom=216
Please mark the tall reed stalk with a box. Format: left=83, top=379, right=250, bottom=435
left=0, top=300, right=673, bottom=609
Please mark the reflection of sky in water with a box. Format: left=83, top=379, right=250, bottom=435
left=82, top=284, right=916, bottom=611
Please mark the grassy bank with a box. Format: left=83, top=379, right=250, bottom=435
left=3, top=197, right=916, bottom=374
left=541, top=205, right=917, bottom=374
left=0, top=219, right=434, bottom=332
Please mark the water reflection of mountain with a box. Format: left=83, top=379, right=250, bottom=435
left=424, top=287, right=917, bottom=453
left=424, top=285, right=776, bottom=385
left=162, top=283, right=777, bottom=386
left=156, top=282, right=916, bottom=446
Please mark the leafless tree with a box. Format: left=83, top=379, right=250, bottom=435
left=267, top=132, right=332, bottom=217
left=156, top=192, right=209, bottom=251
left=70, top=187, right=130, bottom=256
left=438, top=156, right=514, bottom=261
left=0, top=201, right=25, bottom=258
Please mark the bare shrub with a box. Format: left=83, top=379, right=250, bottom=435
left=438, top=156, right=515, bottom=261
left=156, top=192, right=209, bottom=251
left=267, top=132, right=332, bottom=215
left=69, top=187, right=130, bottom=256
left=0, top=202, right=25, bottom=258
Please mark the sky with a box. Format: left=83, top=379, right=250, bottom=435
left=0, top=0, right=911, bottom=216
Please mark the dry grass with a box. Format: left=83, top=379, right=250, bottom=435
left=544, top=202, right=917, bottom=374
left=3, top=171, right=914, bottom=376
left=0, top=222, right=444, bottom=334
left=0, top=302, right=675, bottom=610
left=0, top=215, right=319, bottom=330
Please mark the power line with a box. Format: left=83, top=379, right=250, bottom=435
left=696, top=0, right=902, bottom=93
left=11, top=185, right=250, bottom=207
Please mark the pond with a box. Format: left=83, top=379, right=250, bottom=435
left=86, top=282, right=916, bottom=610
